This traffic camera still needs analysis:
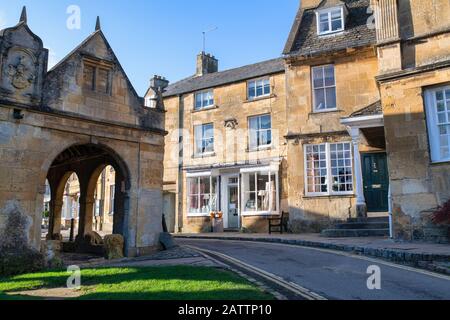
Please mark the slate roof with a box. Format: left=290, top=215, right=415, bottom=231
left=163, top=58, right=285, bottom=98
left=349, top=100, right=382, bottom=117
left=283, top=0, right=376, bottom=57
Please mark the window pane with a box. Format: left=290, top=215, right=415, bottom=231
left=320, top=13, right=329, bottom=23
left=436, top=91, right=444, bottom=101
left=306, top=144, right=328, bottom=193
left=331, top=9, right=341, bottom=20
left=326, top=87, right=337, bottom=109
left=332, top=19, right=343, bottom=31
left=314, top=88, right=326, bottom=110
left=257, top=173, right=270, bottom=211
left=330, top=143, right=353, bottom=192
left=324, top=65, right=335, bottom=86
left=313, top=67, right=324, bottom=88
left=260, top=115, right=271, bottom=129
left=195, top=93, right=202, bottom=109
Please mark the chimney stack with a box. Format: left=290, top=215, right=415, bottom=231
left=196, top=52, right=218, bottom=76
left=301, top=0, right=322, bottom=9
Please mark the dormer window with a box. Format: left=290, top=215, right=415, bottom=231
left=317, top=7, right=345, bottom=35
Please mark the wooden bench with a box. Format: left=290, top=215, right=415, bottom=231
left=268, top=212, right=289, bottom=234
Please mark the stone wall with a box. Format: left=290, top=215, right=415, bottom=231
left=285, top=49, right=380, bottom=231
left=162, top=72, right=288, bottom=233
left=380, top=68, right=450, bottom=240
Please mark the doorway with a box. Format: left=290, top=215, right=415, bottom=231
left=222, top=175, right=240, bottom=230
left=362, top=153, right=389, bottom=213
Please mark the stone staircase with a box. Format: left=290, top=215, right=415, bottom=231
left=321, top=216, right=390, bottom=238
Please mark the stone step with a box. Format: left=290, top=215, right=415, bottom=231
left=335, top=222, right=390, bottom=230
left=321, top=228, right=390, bottom=238
left=347, top=216, right=389, bottom=223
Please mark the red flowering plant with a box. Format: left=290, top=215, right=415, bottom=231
left=432, top=200, right=450, bottom=225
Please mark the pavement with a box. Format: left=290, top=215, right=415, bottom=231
left=178, top=238, right=450, bottom=300
left=174, top=233, right=450, bottom=274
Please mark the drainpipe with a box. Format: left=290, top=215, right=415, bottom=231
left=388, top=184, right=394, bottom=239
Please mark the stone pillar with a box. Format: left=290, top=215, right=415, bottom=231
left=52, top=199, right=64, bottom=236
left=77, top=193, right=94, bottom=238
left=350, top=128, right=367, bottom=218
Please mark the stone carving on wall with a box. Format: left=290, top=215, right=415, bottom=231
left=224, top=118, right=238, bottom=130
left=7, top=55, right=35, bottom=90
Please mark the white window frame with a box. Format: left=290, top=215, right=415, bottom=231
left=186, top=173, right=218, bottom=217
left=312, top=64, right=337, bottom=112
left=248, top=114, right=272, bottom=151
left=248, top=78, right=271, bottom=100
left=194, top=123, right=215, bottom=156
left=240, top=167, right=279, bottom=216
left=304, top=142, right=354, bottom=197
left=316, top=7, right=345, bottom=36
left=194, top=90, right=215, bottom=110
left=425, top=85, right=450, bottom=163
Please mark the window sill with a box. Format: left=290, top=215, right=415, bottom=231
left=310, top=109, right=342, bottom=115
left=244, top=94, right=276, bottom=104
left=192, top=152, right=216, bottom=159
left=430, top=160, right=450, bottom=166
left=192, top=105, right=219, bottom=113
left=247, top=146, right=273, bottom=153
left=318, top=30, right=345, bottom=37
left=242, top=211, right=279, bottom=217
left=187, top=214, right=211, bottom=218
left=303, top=194, right=355, bottom=199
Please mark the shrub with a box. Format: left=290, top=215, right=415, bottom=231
left=432, top=200, right=450, bottom=225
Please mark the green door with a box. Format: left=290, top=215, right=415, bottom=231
left=362, top=153, right=389, bottom=212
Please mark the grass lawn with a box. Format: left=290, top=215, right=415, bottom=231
left=0, top=266, right=274, bottom=300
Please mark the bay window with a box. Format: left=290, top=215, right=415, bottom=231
left=305, top=142, right=353, bottom=196
left=425, top=85, right=450, bottom=163
left=242, top=170, right=278, bottom=214
left=187, top=175, right=218, bottom=216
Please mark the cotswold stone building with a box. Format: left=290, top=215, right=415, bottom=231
left=157, top=56, right=287, bottom=233
left=158, top=0, right=450, bottom=241
left=0, top=9, right=166, bottom=257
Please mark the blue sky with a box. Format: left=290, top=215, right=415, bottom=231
left=0, top=1, right=298, bottom=95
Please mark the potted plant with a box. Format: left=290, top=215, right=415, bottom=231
left=210, top=211, right=224, bottom=233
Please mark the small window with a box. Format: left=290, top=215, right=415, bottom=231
left=248, top=114, right=272, bottom=150
left=305, top=142, right=353, bottom=196
left=194, top=123, right=214, bottom=155
left=83, top=65, right=96, bottom=90
left=312, top=65, right=337, bottom=112
left=83, top=62, right=112, bottom=94
left=317, top=8, right=344, bottom=35
left=425, top=86, right=450, bottom=163
left=195, top=90, right=214, bottom=110
left=97, top=68, right=111, bottom=94
left=248, top=78, right=271, bottom=100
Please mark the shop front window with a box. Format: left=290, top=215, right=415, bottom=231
left=187, top=176, right=218, bottom=215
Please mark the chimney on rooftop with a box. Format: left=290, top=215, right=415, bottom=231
left=196, top=52, right=218, bottom=76
left=301, top=0, right=322, bottom=9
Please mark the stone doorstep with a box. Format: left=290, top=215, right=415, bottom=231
left=174, top=234, right=450, bottom=275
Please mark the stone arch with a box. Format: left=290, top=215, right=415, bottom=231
left=45, top=143, right=131, bottom=252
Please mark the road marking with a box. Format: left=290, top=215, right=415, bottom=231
left=185, top=244, right=327, bottom=301
left=182, top=238, right=450, bottom=281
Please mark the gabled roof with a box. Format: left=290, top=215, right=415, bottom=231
left=48, top=28, right=141, bottom=101
left=283, top=0, right=376, bottom=57
left=163, top=58, right=285, bottom=98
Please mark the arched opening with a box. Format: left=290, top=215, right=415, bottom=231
left=45, top=144, right=130, bottom=255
